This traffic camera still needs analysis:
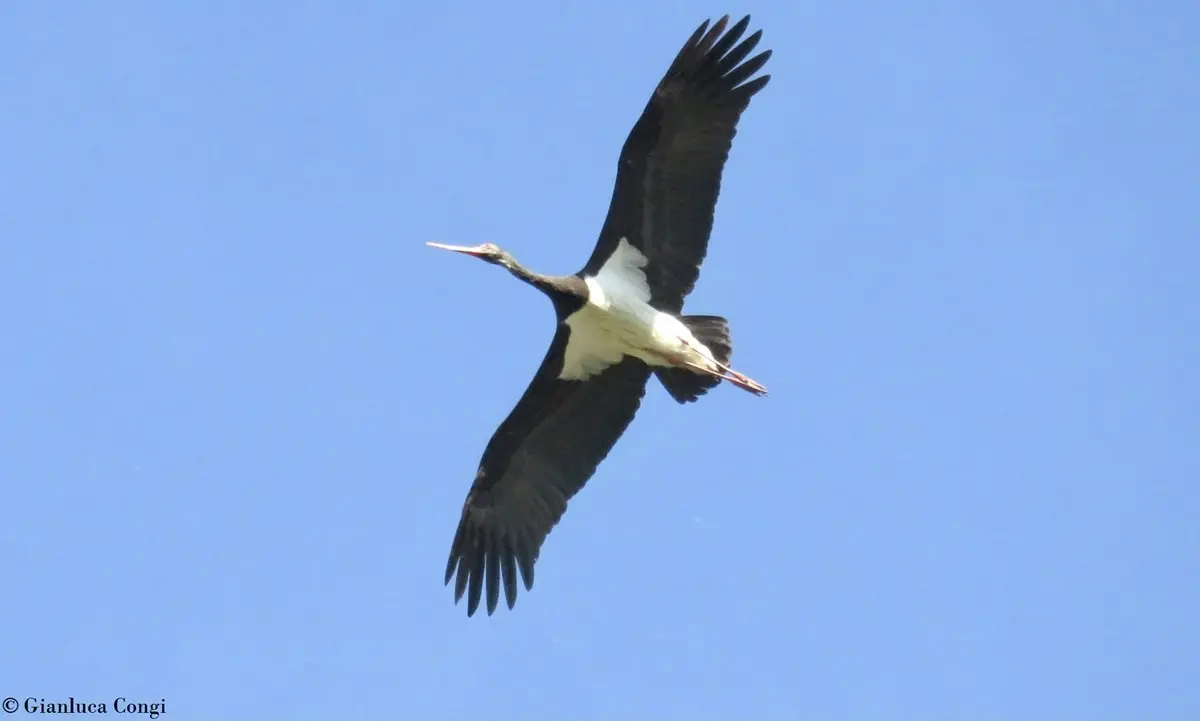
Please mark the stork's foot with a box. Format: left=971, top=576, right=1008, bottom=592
left=677, top=339, right=768, bottom=397
left=676, top=358, right=768, bottom=397
left=724, top=369, right=768, bottom=396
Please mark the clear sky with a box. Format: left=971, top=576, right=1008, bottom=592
left=2, top=2, right=1197, bottom=719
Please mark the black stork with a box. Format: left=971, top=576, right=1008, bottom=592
left=429, top=15, right=771, bottom=616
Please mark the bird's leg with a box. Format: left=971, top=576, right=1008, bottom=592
left=686, top=360, right=767, bottom=396
left=712, top=364, right=768, bottom=396
left=678, top=339, right=769, bottom=396
left=672, top=357, right=768, bottom=396
left=726, top=369, right=768, bottom=396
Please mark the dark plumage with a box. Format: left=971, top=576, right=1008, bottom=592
left=582, top=14, right=772, bottom=313
left=434, top=15, right=772, bottom=617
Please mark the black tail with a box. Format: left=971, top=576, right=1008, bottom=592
left=655, top=315, right=733, bottom=404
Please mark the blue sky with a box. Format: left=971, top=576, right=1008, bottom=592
left=2, top=2, right=1197, bottom=719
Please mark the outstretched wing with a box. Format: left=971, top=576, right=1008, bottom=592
left=445, top=324, right=653, bottom=616
left=581, top=15, right=772, bottom=312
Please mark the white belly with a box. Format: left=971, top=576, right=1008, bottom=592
left=558, top=238, right=716, bottom=381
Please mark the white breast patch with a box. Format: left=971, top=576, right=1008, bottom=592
left=556, top=237, right=716, bottom=381
left=559, top=239, right=653, bottom=381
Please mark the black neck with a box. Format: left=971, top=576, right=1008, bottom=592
left=506, top=260, right=587, bottom=317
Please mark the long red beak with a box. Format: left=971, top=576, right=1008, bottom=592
left=426, top=241, right=489, bottom=258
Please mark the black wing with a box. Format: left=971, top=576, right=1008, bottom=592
left=444, top=324, right=653, bottom=616
left=581, top=15, right=772, bottom=312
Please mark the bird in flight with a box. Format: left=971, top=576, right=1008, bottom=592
left=429, top=14, right=772, bottom=616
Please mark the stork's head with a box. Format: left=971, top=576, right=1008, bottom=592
left=425, top=242, right=516, bottom=270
